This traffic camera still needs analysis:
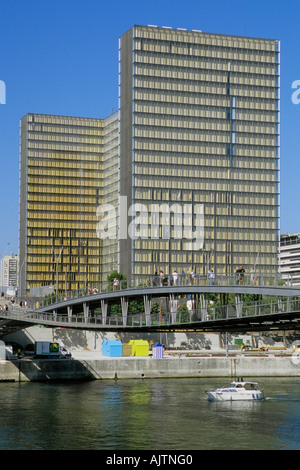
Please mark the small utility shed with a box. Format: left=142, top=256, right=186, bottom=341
left=102, top=340, right=123, bottom=357
left=153, top=342, right=164, bottom=358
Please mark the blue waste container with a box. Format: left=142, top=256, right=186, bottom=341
left=102, top=340, right=123, bottom=357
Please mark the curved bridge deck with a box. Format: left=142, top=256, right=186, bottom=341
left=1, top=273, right=300, bottom=335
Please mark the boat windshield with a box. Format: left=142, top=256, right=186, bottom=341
left=228, top=382, right=259, bottom=390
left=244, top=383, right=259, bottom=390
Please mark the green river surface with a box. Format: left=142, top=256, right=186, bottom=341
left=0, top=377, right=299, bottom=450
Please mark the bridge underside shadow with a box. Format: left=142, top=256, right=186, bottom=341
left=2, top=308, right=300, bottom=337
left=0, top=318, right=37, bottom=337
left=166, top=310, right=300, bottom=333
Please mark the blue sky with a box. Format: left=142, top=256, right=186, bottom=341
left=0, top=0, right=299, bottom=257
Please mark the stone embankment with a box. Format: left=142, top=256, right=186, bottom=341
left=1, top=350, right=300, bottom=382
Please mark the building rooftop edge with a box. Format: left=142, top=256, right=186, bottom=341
left=20, top=112, right=107, bottom=122
left=20, top=111, right=119, bottom=124
left=281, top=233, right=300, bottom=238
left=121, top=24, right=280, bottom=43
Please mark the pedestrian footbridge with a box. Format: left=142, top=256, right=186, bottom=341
left=1, top=273, right=300, bottom=336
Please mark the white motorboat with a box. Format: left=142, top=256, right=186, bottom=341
left=206, top=380, right=264, bottom=401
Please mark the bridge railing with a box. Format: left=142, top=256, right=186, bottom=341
left=2, top=296, right=300, bottom=329
left=29, top=272, right=297, bottom=310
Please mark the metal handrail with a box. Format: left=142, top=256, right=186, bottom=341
left=2, top=296, right=300, bottom=329
left=24, top=272, right=299, bottom=311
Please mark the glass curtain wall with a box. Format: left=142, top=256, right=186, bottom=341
left=101, top=111, right=120, bottom=280
left=19, top=113, right=103, bottom=296
left=119, top=25, right=280, bottom=279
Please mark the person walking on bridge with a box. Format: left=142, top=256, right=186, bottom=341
left=172, top=270, right=178, bottom=286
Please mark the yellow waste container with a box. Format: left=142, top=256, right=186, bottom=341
left=129, top=340, right=149, bottom=357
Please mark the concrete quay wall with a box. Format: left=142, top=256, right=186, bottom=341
left=1, top=355, right=300, bottom=382
left=2, top=325, right=300, bottom=382
left=83, top=355, right=300, bottom=380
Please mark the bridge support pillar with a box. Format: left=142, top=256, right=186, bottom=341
left=121, top=297, right=128, bottom=326
left=169, top=294, right=177, bottom=324
left=144, top=295, right=152, bottom=326
left=200, top=295, right=208, bottom=321
left=101, top=299, right=108, bottom=325
left=67, top=306, right=72, bottom=322
left=235, top=295, right=243, bottom=318
left=83, top=302, right=89, bottom=323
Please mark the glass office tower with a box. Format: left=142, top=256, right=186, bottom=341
left=101, top=111, right=120, bottom=279
left=19, top=113, right=103, bottom=296
left=119, top=25, right=280, bottom=279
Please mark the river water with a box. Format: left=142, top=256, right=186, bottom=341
left=1, top=377, right=300, bottom=450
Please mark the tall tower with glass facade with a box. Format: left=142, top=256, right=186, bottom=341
left=19, top=113, right=103, bottom=296
left=101, top=111, right=120, bottom=279
left=119, top=25, right=280, bottom=279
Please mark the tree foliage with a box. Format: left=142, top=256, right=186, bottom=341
left=107, top=270, right=127, bottom=282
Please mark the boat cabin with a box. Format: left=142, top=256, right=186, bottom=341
left=229, top=381, right=260, bottom=391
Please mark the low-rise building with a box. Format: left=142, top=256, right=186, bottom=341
left=280, top=234, right=300, bottom=285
